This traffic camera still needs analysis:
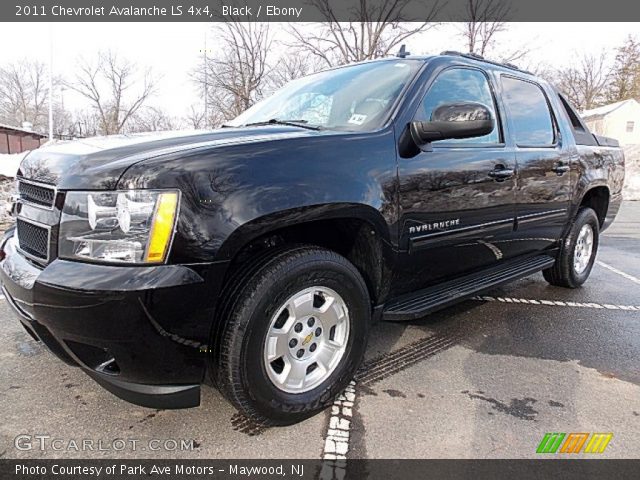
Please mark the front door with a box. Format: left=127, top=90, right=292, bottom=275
left=394, top=66, right=517, bottom=296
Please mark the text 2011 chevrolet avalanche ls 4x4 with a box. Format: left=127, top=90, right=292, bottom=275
left=1, top=52, right=624, bottom=425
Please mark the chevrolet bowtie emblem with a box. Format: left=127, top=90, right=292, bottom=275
left=302, top=333, right=313, bottom=346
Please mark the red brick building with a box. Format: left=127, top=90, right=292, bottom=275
left=0, top=124, right=46, bottom=154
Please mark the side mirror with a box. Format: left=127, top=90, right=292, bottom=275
left=409, top=102, right=494, bottom=148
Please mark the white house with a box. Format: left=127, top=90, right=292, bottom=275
left=581, top=99, right=640, bottom=145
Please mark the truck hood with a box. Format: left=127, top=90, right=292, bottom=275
left=18, top=127, right=319, bottom=190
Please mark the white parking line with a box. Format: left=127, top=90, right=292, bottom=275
left=323, top=380, right=356, bottom=460
left=473, top=295, right=639, bottom=310
left=597, top=260, right=640, bottom=286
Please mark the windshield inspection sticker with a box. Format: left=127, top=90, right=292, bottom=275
left=348, top=114, right=367, bottom=125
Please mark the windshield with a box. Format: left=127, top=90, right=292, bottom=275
left=228, top=59, right=423, bottom=131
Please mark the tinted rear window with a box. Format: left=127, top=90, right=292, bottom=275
left=502, top=77, right=555, bottom=146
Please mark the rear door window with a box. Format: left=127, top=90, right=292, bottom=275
left=501, top=76, right=555, bottom=146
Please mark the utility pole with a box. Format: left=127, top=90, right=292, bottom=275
left=203, top=27, right=208, bottom=129
left=48, top=23, right=54, bottom=140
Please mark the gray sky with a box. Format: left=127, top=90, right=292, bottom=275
left=0, top=22, right=638, bottom=119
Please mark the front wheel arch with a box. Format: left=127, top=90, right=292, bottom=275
left=215, top=206, right=394, bottom=307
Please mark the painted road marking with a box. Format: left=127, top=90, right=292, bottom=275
left=473, top=296, right=639, bottom=311
left=597, top=260, right=640, bottom=286
left=322, top=334, right=458, bottom=461
left=323, top=380, right=356, bottom=460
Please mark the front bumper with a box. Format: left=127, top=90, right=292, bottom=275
left=0, top=232, right=223, bottom=409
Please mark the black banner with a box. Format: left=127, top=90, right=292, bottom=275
left=4, top=0, right=640, bottom=22
left=2, top=459, right=640, bottom=480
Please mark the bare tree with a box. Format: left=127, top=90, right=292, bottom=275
left=553, top=51, right=611, bottom=110
left=193, top=22, right=272, bottom=122
left=460, top=0, right=510, bottom=57
left=0, top=60, right=50, bottom=131
left=51, top=103, right=75, bottom=137
left=129, top=106, right=179, bottom=132
left=606, top=35, right=640, bottom=103
left=456, top=0, right=531, bottom=65
left=72, top=109, right=101, bottom=138
left=185, top=105, right=206, bottom=129
left=267, top=55, right=324, bottom=92
left=521, top=61, right=557, bottom=83
left=289, top=0, right=440, bottom=67
left=68, top=50, right=156, bottom=135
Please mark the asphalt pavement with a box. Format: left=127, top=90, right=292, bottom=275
left=1, top=203, right=638, bottom=460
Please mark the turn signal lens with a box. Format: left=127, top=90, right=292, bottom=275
left=145, top=192, right=179, bottom=263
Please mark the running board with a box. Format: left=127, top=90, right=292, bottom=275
left=383, top=255, right=555, bottom=321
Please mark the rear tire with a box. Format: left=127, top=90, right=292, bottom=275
left=213, top=246, right=370, bottom=425
left=543, top=207, right=599, bottom=288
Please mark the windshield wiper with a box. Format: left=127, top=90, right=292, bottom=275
left=243, top=119, right=322, bottom=130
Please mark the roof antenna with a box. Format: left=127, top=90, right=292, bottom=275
left=396, top=44, right=410, bottom=58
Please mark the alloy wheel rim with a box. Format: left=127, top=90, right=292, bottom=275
left=263, top=286, right=350, bottom=394
left=573, top=224, right=594, bottom=274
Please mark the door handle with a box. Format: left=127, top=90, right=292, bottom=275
left=553, top=164, right=570, bottom=175
left=488, top=166, right=514, bottom=181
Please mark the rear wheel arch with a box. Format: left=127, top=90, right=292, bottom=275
left=544, top=206, right=600, bottom=288
left=577, top=185, right=610, bottom=228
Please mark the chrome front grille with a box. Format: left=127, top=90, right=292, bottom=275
left=16, top=218, right=50, bottom=262
left=18, top=179, right=56, bottom=209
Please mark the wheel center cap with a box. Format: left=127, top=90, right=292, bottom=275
left=302, top=333, right=313, bottom=346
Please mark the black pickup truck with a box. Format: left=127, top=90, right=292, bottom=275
left=1, top=52, right=625, bottom=425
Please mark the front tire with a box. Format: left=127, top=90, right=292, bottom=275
left=214, top=246, right=370, bottom=425
left=543, top=207, right=600, bottom=288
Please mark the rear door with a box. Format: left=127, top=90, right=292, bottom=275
left=500, top=76, right=572, bottom=256
left=394, top=66, right=517, bottom=295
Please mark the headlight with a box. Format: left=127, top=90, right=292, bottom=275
left=59, top=189, right=180, bottom=264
